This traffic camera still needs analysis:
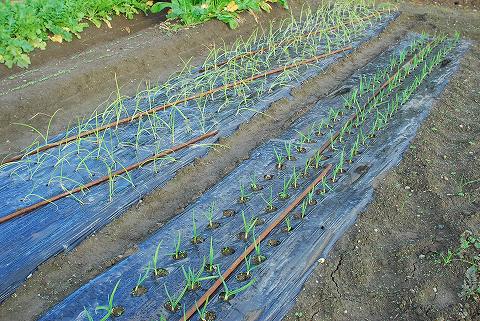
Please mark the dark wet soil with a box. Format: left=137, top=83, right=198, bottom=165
left=283, top=2, right=480, bottom=320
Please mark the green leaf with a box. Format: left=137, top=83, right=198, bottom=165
left=151, top=2, right=173, bottom=13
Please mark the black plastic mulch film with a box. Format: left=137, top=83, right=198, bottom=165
left=38, top=33, right=468, bottom=321
left=0, top=9, right=397, bottom=301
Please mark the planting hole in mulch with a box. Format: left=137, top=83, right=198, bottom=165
left=268, top=239, right=281, bottom=247
left=282, top=226, right=293, bottom=233
left=187, top=282, right=201, bottom=291
left=203, top=311, right=217, bottom=321
left=265, top=206, right=278, bottom=213
left=238, top=196, right=249, bottom=204
left=205, top=264, right=217, bottom=274
left=111, top=306, right=125, bottom=317
left=276, top=163, right=286, bottom=170
left=293, top=212, right=304, bottom=220
left=172, top=251, right=187, bottom=260
left=191, top=236, right=205, bottom=244
left=153, top=268, right=169, bottom=278
left=279, top=193, right=290, bottom=200
left=221, top=246, right=235, bottom=256
left=296, top=146, right=307, bottom=153
left=264, top=174, right=274, bottom=180
left=254, top=218, right=265, bottom=226
left=164, top=301, right=181, bottom=313
left=131, top=285, right=147, bottom=297
left=206, top=222, right=220, bottom=230
left=287, top=155, right=297, bottom=161
left=308, top=199, right=317, bottom=206
left=219, top=292, right=234, bottom=302
left=223, top=209, right=235, bottom=217
left=238, top=232, right=249, bottom=241
left=236, top=272, right=252, bottom=282
left=252, top=255, right=267, bottom=265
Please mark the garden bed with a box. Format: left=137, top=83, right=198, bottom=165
left=37, top=30, right=467, bottom=320
left=0, top=2, right=396, bottom=303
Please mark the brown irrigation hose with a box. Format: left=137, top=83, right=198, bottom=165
left=181, top=164, right=332, bottom=321
left=0, top=130, right=218, bottom=225
left=2, top=46, right=353, bottom=165
left=198, top=11, right=387, bottom=73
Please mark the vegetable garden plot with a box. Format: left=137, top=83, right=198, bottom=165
left=0, top=3, right=396, bottom=302
left=38, top=33, right=468, bottom=321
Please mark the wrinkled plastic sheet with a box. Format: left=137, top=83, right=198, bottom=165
left=0, top=15, right=398, bottom=303
left=39, top=35, right=468, bottom=321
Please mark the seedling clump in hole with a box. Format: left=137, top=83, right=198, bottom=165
left=131, top=263, right=151, bottom=297
left=204, top=202, right=220, bottom=229
left=236, top=254, right=255, bottom=282
left=218, top=267, right=256, bottom=302
left=95, top=280, right=124, bottom=319
left=152, top=241, right=169, bottom=277
left=171, top=231, right=187, bottom=260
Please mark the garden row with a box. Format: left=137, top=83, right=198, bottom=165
left=0, top=2, right=396, bottom=303
left=38, top=32, right=466, bottom=321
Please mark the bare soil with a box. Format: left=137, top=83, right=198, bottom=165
left=0, top=1, right=477, bottom=321
left=284, top=2, right=480, bottom=321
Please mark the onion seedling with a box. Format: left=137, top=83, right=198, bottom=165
left=171, top=231, right=187, bottom=260
left=261, top=186, right=277, bottom=213
left=95, top=280, right=124, bottom=319
left=239, top=211, right=257, bottom=241
left=191, top=211, right=204, bottom=244
left=317, top=176, right=332, bottom=195
left=284, top=142, right=295, bottom=160
left=204, top=202, right=220, bottom=229
left=206, top=237, right=216, bottom=273
left=195, top=297, right=216, bottom=321
left=290, top=166, right=301, bottom=189
left=283, top=216, right=292, bottom=232
left=236, top=254, right=256, bottom=281
left=278, top=175, right=292, bottom=200
left=251, top=230, right=266, bottom=265
left=132, top=263, right=151, bottom=296
left=164, top=283, right=188, bottom=313
left=239, top=183, right=250, bottom=203
left=274, top=147, right=286, bottom=169
left=218, top=268, right=256, bottom=302
left=302, top=158, right=312, bottom=177
left=307, top=189, right=317, bottom=206
left=181, top=259, right=217, bottom=291
left=151, top=241, right=168, bottom=277
left=250, top=173, right=262, bottom=191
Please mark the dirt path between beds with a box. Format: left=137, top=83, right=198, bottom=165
left=284, top=2, right=480, bottom=321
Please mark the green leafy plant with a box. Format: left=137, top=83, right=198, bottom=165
left=151, top=0, right=288, bottom=30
